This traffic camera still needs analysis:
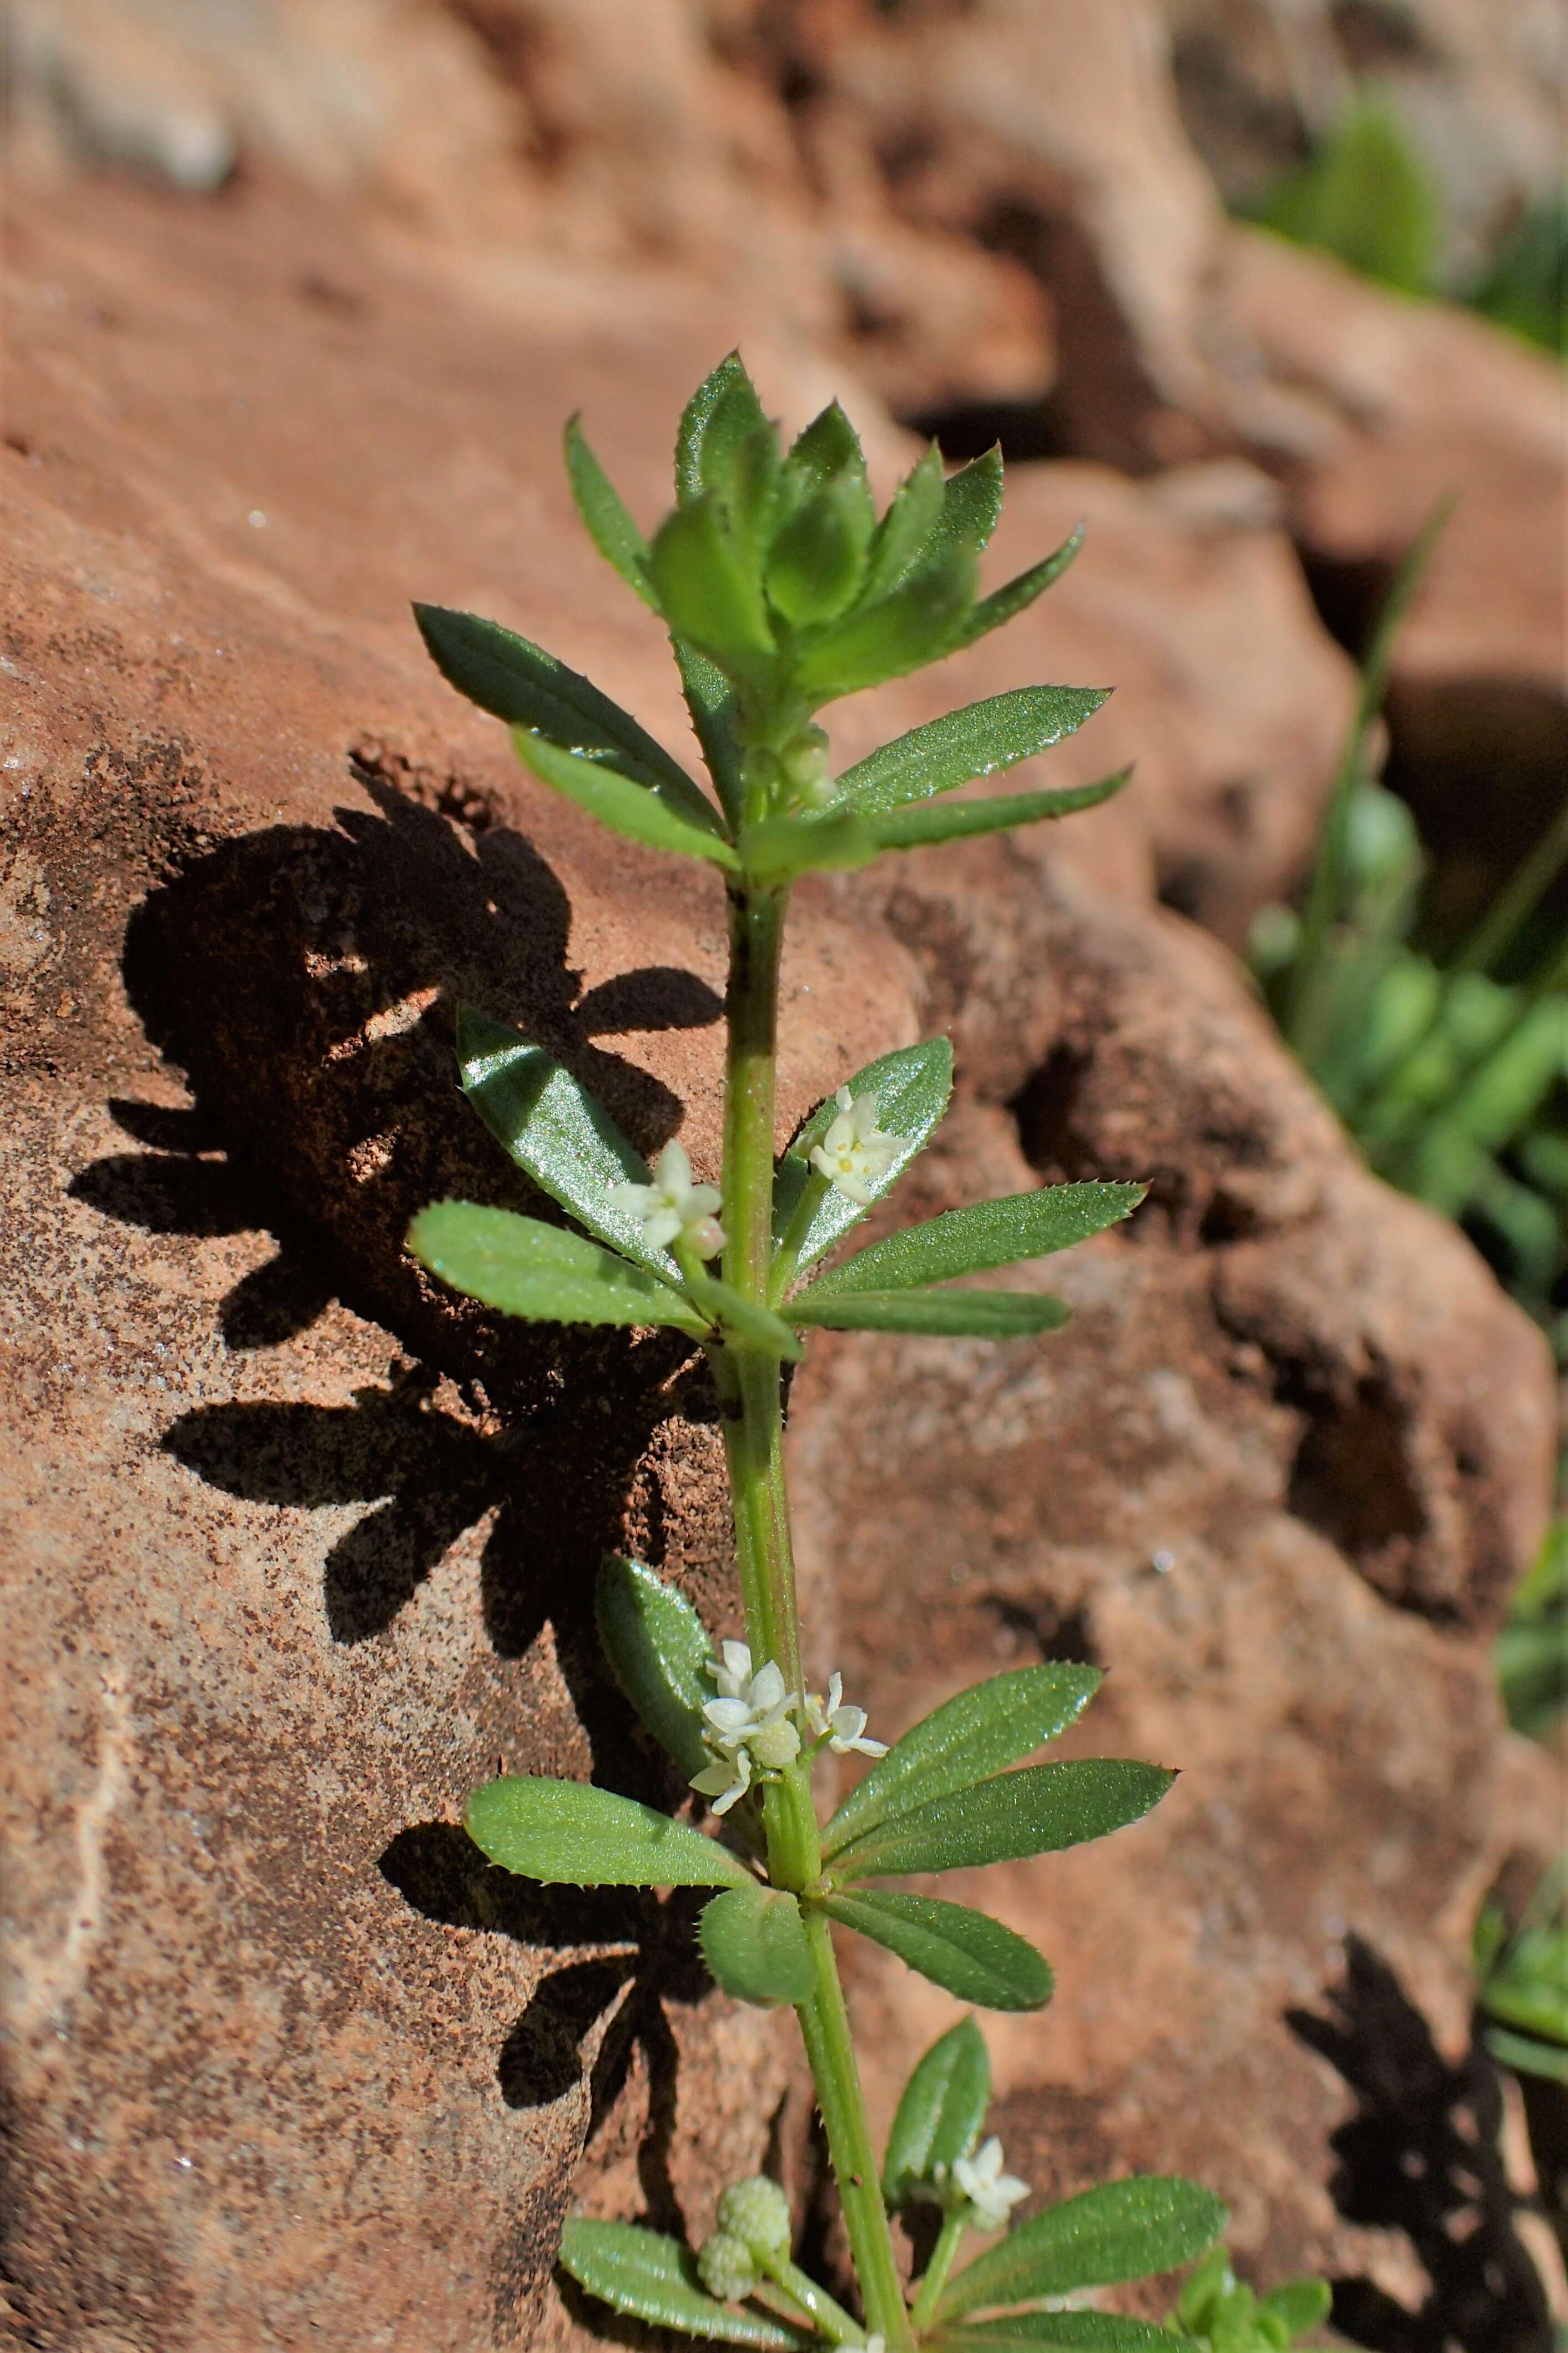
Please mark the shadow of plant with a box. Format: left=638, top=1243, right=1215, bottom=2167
left=64, top=762, right=734, bottom=2141
left=379, top=1820, right=712, bottom=2235
left=1289, top=1935, right=1553, bottom=2352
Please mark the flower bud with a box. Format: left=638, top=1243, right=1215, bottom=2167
left=698, top=2229, right=759, bottom=2301
left=716, top=2175, right=792, bottom=2263
left=748, top=1715, right=801, bottom=1771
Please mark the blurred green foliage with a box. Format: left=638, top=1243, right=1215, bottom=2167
left=1247, top=89, right=1566, bottom=356
left=1495, top=1518, right=1568, bottom=1742
left=1475, top=1863, right=1568, bottom=2088
left=1251, top=511, right=1568, bottom=1734
left=1253, top=94, right=1440, bottom=296
left=1470, top=194, right=1568, bottom=356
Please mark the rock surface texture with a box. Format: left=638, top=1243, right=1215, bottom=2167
left=1, top=31, right=1561, bottom=2353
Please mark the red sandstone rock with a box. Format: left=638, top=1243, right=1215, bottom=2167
left=0, top=169, right=1556, bottom=2351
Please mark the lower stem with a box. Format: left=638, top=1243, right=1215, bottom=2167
left=797, top=1912, right=913, bottom=2348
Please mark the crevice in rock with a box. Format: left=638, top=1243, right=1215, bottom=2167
left=1288, top=1936, right=1552, bottom=2352
left=979, top=1593, right=1100, bottom=1669
left=1283, top=1368, right=1431, bottom=1602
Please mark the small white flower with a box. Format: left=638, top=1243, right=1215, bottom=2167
left=709, top=1639, right=757, bottom=1701
left=809, top=1087, right=899, bottom=1205
left=690, top=1744, right=753, bottom=1815
left=803, top=1672, right=888, bottom=1759
left=691, top=1650, right=801, bottom=1812
left=610, top=1140, right=725, bottom=1257
left=948, top=2138, right=1030, bottom=2234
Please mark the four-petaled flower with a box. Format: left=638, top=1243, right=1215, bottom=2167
left=691, top=1646, right=801, bottom=1815
left=809, top=1087, right=898, bottom=1205
left=943, top=2137, right=1030, bottom=2234
left=804, top=1673, right=888, bottom=1759
left=611, top=1140, right=725, bottom=1257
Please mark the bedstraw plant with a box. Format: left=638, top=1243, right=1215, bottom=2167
left=407, top=357, right=1329, bottom=2350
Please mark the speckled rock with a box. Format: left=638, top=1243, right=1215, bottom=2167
left=0, top=165, right=1556, bottom=2353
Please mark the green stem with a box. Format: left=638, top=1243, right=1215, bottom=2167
left=796, top=1911, right=912, bottom=2347
left=715, top=874, right=913, bottom=2350
left=910, top=2211, right=967, bottom=2334
left=762, top=2255, right=868, bottom=2345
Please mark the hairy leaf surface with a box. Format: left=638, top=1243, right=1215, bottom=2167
left=945, top=524, right=1085, bottom=652
left=770, top=1037, right=954, bottom=1287
left=930, top=2317, right=1193, bottom=2350
left=788, top=1288, right=1071, bottom=1338
left=466, top=1775, right=749, bottom=1888
left=832, top=687, right=1110, bottom=817
left=456, top=1008, right=677, bottom=1280
left=558, top=2220, right=808, bottom=2347
left=938, top=2179, right=1227, bottom=2320
left=823, top=1890, right=1052, bottom=2011
left=883, top=2017, right=991, bottom=2206
left=563, top=417, right=658, bottom=608
left=700, top=1884, right=814, bottom=2007
left=867, top=770, right=1130, bottom=853
left=595, top=1555, right=712, bottom=1780
left=414, top=604, right=707, bottom=817
left=823, top=1664, right=1102, bottom=1858
left=831, top=1760, right=1174, bottom=1881
left=515, top=730, right=738, bottom=867
left=804, top=1183, right=1145, bottom=1297
left=408, top=1202, right=707, bottom=1333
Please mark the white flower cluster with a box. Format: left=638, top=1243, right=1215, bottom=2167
left=690, top=1644, right=800, bottom=1815
left=809, top=1087, right=898, bottom=1205
left=611, top=1140, right=725, bottom=1258
left=689, top=1644, right=885, bottom=1815
left=935, top=2137, right=1030, bottom=2234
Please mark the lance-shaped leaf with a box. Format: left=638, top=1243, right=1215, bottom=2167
left=682, top=1264, right=804, bottom=1359
left=783, top=402, right=876, bottom=550
left=770, top=1036, right=954, bottom=1287
left=765, top=478, right=872, bottom=627
left=831, top=687, right=1110, bottom=817
left=803, top=1183, right=1146, bottom=1298
left=823, top=1664, right=1102, bottom=1858
left=466, top=1775, right=751, bottom=1888
left=414, top=604, right=712, bottom=822
left=795, top=543, right=977, bottom=703
left=931, top=447, right=1005, bottom=558
left=741, top=810, right=880, bottom=888
left=649, top=497, right=779, bottom=684
left=673, top=636, right=745, bottom=825
left=563, top=416, right=659, bottom=609
left=676, top=351, right=770, bottom=506
left=823, top=1890, right=1052, bottom=2012
left=515, top=731, right=739, bottom=868
left=829, top=1759, right=1174, bottom=1882
left=930, top=2316, right=1193, bottom=2351
left=788, top=1287, right=1071, bottom=1339
left=883, top=2017, right=991, bottom=2207
left=409, top=1201, right=708, bottom=1334
left=938, top=2177, right=1227, bottom=2320
left=559, top=2220, right=810, bottom=2349
left=945, top=523, right=1086, bottom=654
left=866, top=770, right=1130, bottom=854
left=858, top=444, right=946, bottom=603
left=456, top=1007, right=679, bottom=1281
left=595, top=1554, right=713, bottom=1781
left=700, top=1883, right=815, bottom=2007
